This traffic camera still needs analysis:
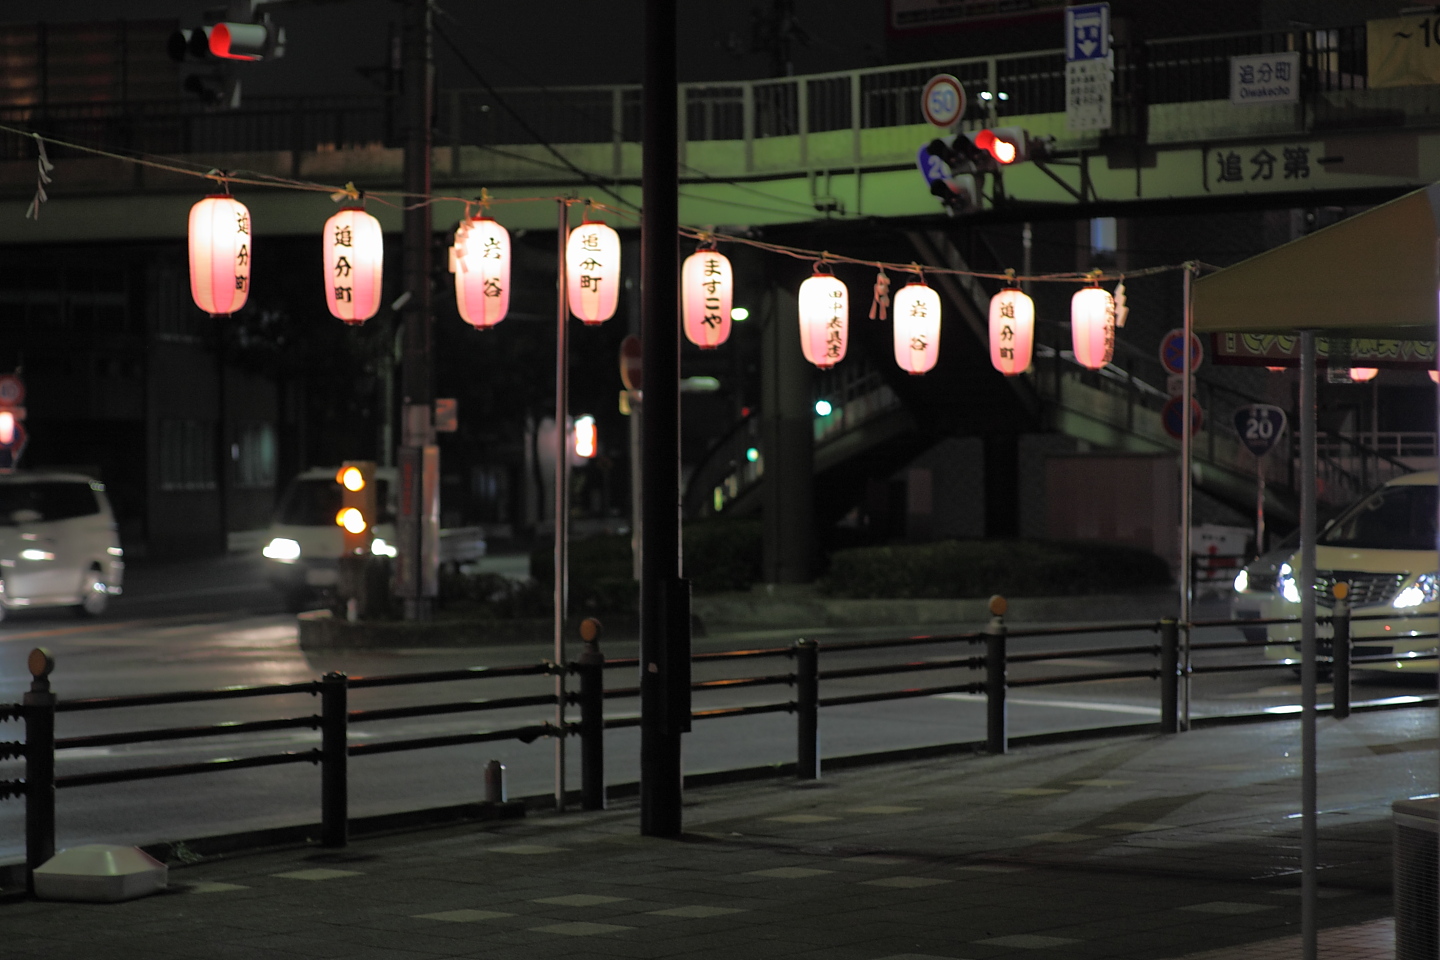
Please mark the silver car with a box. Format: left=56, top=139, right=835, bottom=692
left=0, top=472, right=124, bottom=617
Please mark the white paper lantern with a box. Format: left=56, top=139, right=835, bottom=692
left=892, top=281, right=941, bottom=375
left=188, top=194, right=251, bottom=317
left=798, top=268, right=848, bottom=369
left=323, top=207, right=383, bottom=325
left=452, top=216, right=511, bottom=330
left=988, top=288, right=1034, bottom=376
left=1071, top=286, right=1115, bottom=370
left=566, top=220, right=620, bottom=325
left=682, top=248, right=732, bottom=349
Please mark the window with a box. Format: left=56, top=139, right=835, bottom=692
left=159, top=419, right=216, bottom=491
left=1090, top=217, right=1117, bottom=256
left=1321, top=484, right=1437, bottom=551
left=235, top=422, right=276, bottom=489
left=0, top=481, right=99, bottom=523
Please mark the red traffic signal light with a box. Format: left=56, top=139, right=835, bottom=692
left=209, top=21, right=285, bottom=61
left=973, top=127, right=1026, bottom=165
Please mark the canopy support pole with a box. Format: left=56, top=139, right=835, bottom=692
left=1299, top=329, right=1318, bottom=960
left=1180, top=263, right=1195, bottom=729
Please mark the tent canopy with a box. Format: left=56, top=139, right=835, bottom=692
left=1192, top=183, right=1440, bottom=335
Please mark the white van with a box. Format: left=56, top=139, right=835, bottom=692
left=0, top=471, right=124, bottom=617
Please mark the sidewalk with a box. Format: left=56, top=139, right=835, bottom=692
left=2, top=709, right=1433, bottom=960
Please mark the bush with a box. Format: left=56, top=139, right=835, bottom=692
left=683, top=519, right=762, bottom=593
left=821, top=539, right=1171, bottom=599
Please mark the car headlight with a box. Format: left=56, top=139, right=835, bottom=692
left=370, top=538, right=398, bottom=558
left=1393, top=572, right=1438, bottom=609
left=1278, top=563, right=1300, bottom=603
left=262, top=537, right=301, bottom=561
left=1233, top=568, right=1249, bottom=593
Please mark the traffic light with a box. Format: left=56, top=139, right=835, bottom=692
left=930, top=173, right=980, bottom=216
left=168, top=5, right=285, bottom=107
left=0, top=374, right=28, bottom=473
left=335, top=461, right=376, bottom=557
left=208, top=21, right=286, bottom=61
left=573, top=416, right=598, bottom=460
left=972, top=127, right=1045, bottom=165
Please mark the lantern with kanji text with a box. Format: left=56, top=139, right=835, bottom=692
left=1071, top=285, right=1116, bottom=370
left=797, top=264, right=848, bottom=369
left=682, top=245, right=732, bottom=349
left=188, top=194, right=251, bottom=317
left=323, top=207, right=384, bottom=325
left=988, top=287, right=1034, bottom=376
left=892, top=279, right=941, bottom=375
left=566, top=219, right=620, bottom=325
left=452, top=215, right=511, bottom=330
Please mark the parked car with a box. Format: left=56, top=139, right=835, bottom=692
left=0, top=471, right=124, bottom=617
left=1238, top=471, right=1437, bottom=674
left=261, top=467, right=486, bottom=611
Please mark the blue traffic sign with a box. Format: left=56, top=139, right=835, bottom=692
left=916, top=143, right=948, bottom=186
left=1162, top=396, right=1202, bottom=440
left=1065, top=3, right=1111, bottom=62
left=1233, top=404, right=1287, bottom=457
left=1159, top=328, right=1203, bottom=375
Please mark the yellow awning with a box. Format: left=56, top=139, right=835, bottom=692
left=1193, top=183, right=1440, bottom=335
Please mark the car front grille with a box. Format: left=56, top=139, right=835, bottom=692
left=1315, top=570, right=1406, bottom=608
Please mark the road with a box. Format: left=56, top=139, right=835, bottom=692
left=1, top=554, right=1434, bottom=863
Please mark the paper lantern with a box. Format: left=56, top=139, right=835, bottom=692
left=798, top=267, right=848, bottom=369
left=682, top=248, right=732, bottom=349
left=566, top=220, right=620, bottom=325
left=451, top=216, right=511, bottom=330
left=1430, top=370, right=1439, bottom=384
left=892, top=281, right=941, bottom=375
left=1349, top=367, right=1378, bottom=382
left=323, top=207, right=383, bottom=325
left=988, top=288, right=1034, bottom=376
left=188, top=194, right=251, bottom=317
left=1071, top=286, right=1115, bottom=370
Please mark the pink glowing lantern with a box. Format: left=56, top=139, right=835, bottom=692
left=892, top=281, right=941, bottom=375
left=798, top=266, right=848, bottom=369
left=323, top=207, right=384, bottom=325
left=188, top=194, right=251, bottom=317
left=988, top=288, right=1034, bottom=376
left=451, top=216, right=511, bottom=330
left=682, top=247, right=733, bottom=349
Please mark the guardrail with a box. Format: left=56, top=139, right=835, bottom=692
left=3, top=598, right=1434, bottom=894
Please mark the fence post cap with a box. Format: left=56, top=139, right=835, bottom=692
left=27, top=647, right=53, bottom=679
left=1332, top=581, right=1349, bottom=601
left=988, top=595, right=1007, bottom=617
left=579, top=617, right=603, bottom=643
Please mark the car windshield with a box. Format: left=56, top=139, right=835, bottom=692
left=1319, top=484, right=1437, bottom=551
left=276, top=478, right=393, bottom=526
left=0, top=481, right=99, bottom=524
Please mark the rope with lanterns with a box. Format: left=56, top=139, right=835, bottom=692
left=6, top=121, right=1192, bottom=380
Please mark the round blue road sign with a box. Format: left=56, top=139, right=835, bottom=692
left=1160, top=329, right=1204, bottom=375
left=1162, top=396, right=1202, bottom=440
left=1233, top=404, right=1287, bottom=457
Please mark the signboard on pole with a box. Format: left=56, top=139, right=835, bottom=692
left=1162, top=396, right=1202, bottom=440
left=1064, top=4, right=1113, bottom=132
left=1160, top=328, right=1204, bottom=375
left=921, top=74, right=966, bottom=128
left=1230, top=52, right=1300, bottom=105
left=1233, top=404, right=1287, bottom=457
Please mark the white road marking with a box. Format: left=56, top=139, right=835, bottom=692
left=934, top=693, right=1160, bottom=716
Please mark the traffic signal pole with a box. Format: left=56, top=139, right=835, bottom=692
left=639, top=0, right=689, bottom=838
left=397, top=0, right=437, bottom=620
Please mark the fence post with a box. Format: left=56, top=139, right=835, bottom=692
left=1159, top=619, right=1179, bottom=734
left=320, top=671, right=348, bottom=848
left=24, top=648, right=56, bottom=890
left=1331, top=585, right=1351, bottom=720
left=985, top=596, right=1007, bottom=755
left=795, top=638, right=819, bottom=779
left=577, top=618, right=606, bottom=811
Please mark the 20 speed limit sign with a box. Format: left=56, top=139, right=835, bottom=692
left=1233, top=404, right=1287, bottom=457
left=921, top=74, right=967, bottom=128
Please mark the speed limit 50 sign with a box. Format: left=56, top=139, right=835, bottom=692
left=921, top=74, right=967, bottom=128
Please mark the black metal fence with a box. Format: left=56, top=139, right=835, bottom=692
left=3, top=599, right=1432, bottom=893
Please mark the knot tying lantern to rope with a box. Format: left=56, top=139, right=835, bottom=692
left=682, top=237, right=733, bottom=349
left=24, top=133, right=53, bottom=221
left=869, top=265, right=891, bottom=320
left=798, top=259, right=849, bottom=370
left=892, top=266, right=940, bottom=376
left=323, top=197, right=384, bottom=325
left=988, top=271, right=1034, bottom=377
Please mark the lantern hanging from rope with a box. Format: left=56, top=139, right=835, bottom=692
left=988, top=287, right=1034, bottom=376
left=797, top=262, right=848, bottom=369
left=566, top=218, right=620, bottom=325
left=1071, top=285, right=1116, bottom=370
left=682, top=243, right=732, bottom=349
left=1348, top=367, right=1378, bottom=382
left=892, top=277, right=940, bottom=375
left=188, top=193, right=251, bottom=317
left=451, top=215, right=511, bottom=330
left=323, top=206, right=383, bottom=325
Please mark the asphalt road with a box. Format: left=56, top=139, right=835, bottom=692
left=1, top=554, right=1434, bottom=863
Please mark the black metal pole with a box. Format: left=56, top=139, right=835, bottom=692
left=578, top=626, right=606, bottom=811
left=1159, top=618, right=1179, bottom=734
left=985, top=598, right=1008, bottom=755
left=321, top=671, right=348, bottom=848
left=23, top=648, right=56, bottom=890
left=639, top=0, right=686, bottom=839
left=795, top=639, right=819, bottom=779
left=1331, top=593, right=1351, bottom=721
